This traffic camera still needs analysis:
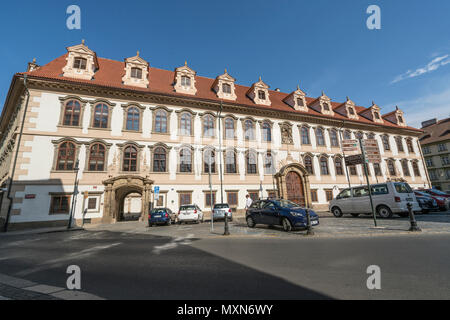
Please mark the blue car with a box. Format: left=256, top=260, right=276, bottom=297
left=149, top=208, right=176, bottom=227
left=246, top=199, right=319, bottom=232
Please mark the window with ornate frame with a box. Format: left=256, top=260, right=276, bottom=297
left=246, top=150, right=258, bottom=175
left=401, top=159, right=410, bottom=176
left=315, top=127, right=325, bottom=146
left=88, top=143, right=106, bottom=171
left=412, top=161, right=420, bottom=177
left=261, top=122, right=272, bottom=142
left=179, top=147, right=193, bottom=173
left=222, top=83, right=232, bottom=94
left=382, top=135, right=391, bottom=151
left=152, top=146, right=167, bottom=173
left=320, top=156, right=329, bottom=175
left=56, top=141, right=77, bottom=171
left=343, top=130, right=352, bottom=140
left=179, top=112, right=192, bottom=136
left=387, top=159, right=396, bottom=176
left=373, top=163, right=382, bottom=176
left=131, top=67, right=142, bottom=79
left=224, top=117, right=235, bottom=140
left=123, top=145, right=138, bottom=172
left=335, top=157, right=344, bottom=175
left=154, top=110, right=168, bottom=133
left=330, top=129, right=339, bottom=147
left=203, top=148, right=216, bottom=174
left=73, top=57, right=87, bottom=70
left=225, top=149, right=237, bottom=174
left=244, top=119, right=255, bottom=140
left=396, top=136, right=404, bottom=152
left=62, top=100, right=82, bottom=127
left=264, top=152, right=275, bottom=175
left=406, top=139, right=414, bottom=153
left=125, top=106, right=141, bottom=131
left=304, top=155, right=314, bottom=175
left=300, top=126, right=310, bottom=145
left=202, top=114, right=215, bottom=137
left=92, top=103, right=109, bottom=129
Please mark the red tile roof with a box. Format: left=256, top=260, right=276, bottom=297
left=22, top=53, right=421, bottom=132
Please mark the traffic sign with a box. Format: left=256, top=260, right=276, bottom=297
left=342, top=139, right=359, bottom=152
left=154, top=186, right=160, bottom=201
left=362, top=139, right=381, bottom=163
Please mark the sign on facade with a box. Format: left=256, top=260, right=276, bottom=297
left=342, top=139, right=360, bottom=152
left=154, top=186, right=160, bottom=201
left=362, top=139, right=382, bottom=163
left=345, top=154, right=364, bottom=166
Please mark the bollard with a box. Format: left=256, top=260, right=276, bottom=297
left=407, top=202, right=421, bottom=232
left=305, top=208, right=315, bottom=236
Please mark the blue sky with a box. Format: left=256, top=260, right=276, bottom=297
left=0, top=0, right=449, bottom=127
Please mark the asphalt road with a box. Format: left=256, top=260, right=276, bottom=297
left=0, top=229, right=449, bottom=299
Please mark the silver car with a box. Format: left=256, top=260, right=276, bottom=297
left=329, top=182, right=421, bottom=218
left=212, top=203, right=233, bottom=221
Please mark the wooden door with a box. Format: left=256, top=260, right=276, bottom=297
left=285, top=171, right=305, bottom=207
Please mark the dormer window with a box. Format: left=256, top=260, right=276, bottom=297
left=258, top=90, right=266, bottom=100
left=73, top=57, right=87, bottom=70
left=349, top=107, right=355, bottom=115
left=181, top=76, right=191, bottom=87
left=284, top=85, right=308, bottom=112
left=323, top=103, right=330, bottom=111
left=297, top=98, right=304, bottom=107
left=131, top=67, right=142, bottom=79
left=213, top=69, right=237, bottom=100
left=309, top=92, right=334, bottom=115
left=374, top=112, right=380, bottom=120
left=223, top=83, right=231, bottom=94
left=398, top=115, right=404, bottom=123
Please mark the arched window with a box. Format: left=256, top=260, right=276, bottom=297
left=153, top=147, right=167, bottom=172
left=63, top=100, right=81, bottom=126
left=382, top=135, right=391, bottom=151
left=93, top=104, right=109, bottom=128
left=316, top=128, right=325, bottom=146
left=123, top=146, right=138, bottom=172
left=396, top=137, right=404, bottom=152
left=126, top=107, right=140, bottom=131
left=224, top=118, right=235, bottom=139
left=57, top=142, right=76, bottom=171
left=222, top=83, right=231, bottom=94
left=204, top=149, right=216, bottom=173
left=412, top=161, right=420, bottom=176
left=180, top=113, right=192, bottom=136
left=179, top=148, right=192, bottom=173
left=355, top=131, right=364, bottom=140
left=402, top=160, right=410, bottom=176
left=301, top=126, right=310, bottom=144
left=344, top=130, right=352, bottom=140
left=154, top=110, right=168, bottom=133
left=304, top=155, right=314, bottom=175
left=203, top=115, right=214, bottom=137
left=264, top=152, right=274, bottom=174
left=131, top=67, right=142, bottom=79
left=246, top=151, right=257, bottom=174
left=244, top=120, right=255, bottom=140
left=335, top=157, right=343, bottom=175
left=88, top=143, right=106, bottom=171
left=387, top=159, right=396, bottom=176
left=181, top=76, right=191, bottom=87
left=73, top=57, right=87, bottom=70
left=330, top=129, right=339, bottom=147
left=225, top=150, right=237, bottom=174
left=262, top=122, right=271, bottom=142
left=373, top=163, right=382, bottom=176
left=320, top=156, right=329, bottom=175
left=406, top=139, right=414, bottom=153
left=368, top=133, right=375, bottom=139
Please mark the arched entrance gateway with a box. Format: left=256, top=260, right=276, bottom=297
left=102, top=176, right=153, bottom=223
left=275, top=163, right=312, bottom=208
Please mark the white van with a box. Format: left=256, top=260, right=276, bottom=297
left=329, top=182, right=421, bottom=218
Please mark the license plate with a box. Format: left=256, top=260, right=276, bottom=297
left=154, top=215, right=161, bottom=218
left=312, top=220, right=319, bottom=225
left=406, top=198, right=413, bottom=201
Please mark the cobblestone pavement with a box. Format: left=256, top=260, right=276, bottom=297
left=84, top=210, right=450, bottom=239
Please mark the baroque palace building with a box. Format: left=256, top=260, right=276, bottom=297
left=0, top=41, right=430, bottom=230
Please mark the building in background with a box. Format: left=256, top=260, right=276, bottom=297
left=420, top=118, right=450, bottom=192
left=0, top=41, right=429, bottom=230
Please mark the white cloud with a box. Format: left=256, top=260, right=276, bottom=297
left=388, top=88, right=450, bottom=128
left=391, top=55, right=450, bottom=84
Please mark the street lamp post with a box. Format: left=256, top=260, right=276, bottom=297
left=67, top=160, right=80, bottom=229
left=218, top=101, right=230, bottom=236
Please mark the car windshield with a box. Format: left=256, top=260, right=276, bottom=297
left=180, top=205, right=196, bottom=211
left=151, top=209, right=166, bottom=214
left=214, top=204, right=229, bottom=209
left=394, top=183, right=413, bottom=194
left=273, top=200, right=301, bottom=208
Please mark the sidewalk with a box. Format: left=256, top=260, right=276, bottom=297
left=0, top=226, right=84, bottom=237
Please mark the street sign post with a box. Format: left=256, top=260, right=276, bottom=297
left=362, top=139, right=382, bottom=163
left=359, top=139, right=377, bottom=227
left=154, top=186, right=160, bottom=202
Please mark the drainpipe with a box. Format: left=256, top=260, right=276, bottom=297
left=4, top=75, right=30, bottom=232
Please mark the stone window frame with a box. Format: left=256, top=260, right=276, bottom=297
left=176, top=108, right=197, bottom=137
left=310, top=189, right=318, bottom=202
left=51, top=137, right=82, bottom=172
left=387, top=158, right=397, bottom=176
left=85, top=192, right=103, bottom=214
left=226, top=190, right=239, bottom=208
left=302, top=153, right=315, bottom=175
left=382, top=135, right=391, bottom=151
left=49, top=193, right=72, bottom=215
left=373, top=162, right=382, bottom=176
left=298, top=124, right=311, bottom=145
left=150, top=105, right=173, bottom=135
left=245, top=149, right=259, bottom=175
left=315, top=127, right=326, bottom=146
left=89, top=99, right=116, bottom=131
left=149, top=143, right=173, bottom=173
left=395, top=136, right=405, bottom=153
left=117, top=141, right=145, bottom=173
left=223, top=114, right=238, bottom=140
left=176, top=144, right=195, bottom=174
left=401, top=159, right=411, bottom=177
left=412, top=161, right=421, bottom=177
left=243, top=117, right=256, bottom=141
left=224, top=148, right=239, bottom=175
left=319, top=154, right=330, bottom=176
left=204, top=190, right=218, bottom=208
left=406, top=138, right=414, bottom=153
left=82, top=139, right=112, bottom=173
left=201, top=112, right=217, bottom=138
left=343, top=130, right=352, bottom=140
left=122, top=103, right=146, bottom=133
left=58, top=96, right=89, bottom=128
left=258, top=119, right=274, bottom=143
left=177, top=191, right=193, bottom=206
left=202, top=146, right=218, bottom=174
left=264, top=150, right=276, bottom=175
left=334, top=155, right=344, bottom=176
left=328, top=128, right=340, bottom=147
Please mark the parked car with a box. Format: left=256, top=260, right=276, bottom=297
left=420, top=189, right=450, bottom=211
left=246, top=199, right=319, bottom=232
left=149, top=208, right=176, bottom=227
left=178, top=204, right=204, bottom=224
left=413, top=191, right=439, bottom=213
left=212, top=203, right=233, bottom=221
left=329, top=182, right=421, bottom=218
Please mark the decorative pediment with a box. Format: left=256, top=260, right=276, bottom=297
left=383, top=106, right=407, bottom=127
left=62, top=40, right=98, bottom=80
left=283, top=85, right=308, bottom=112
left=359, top=101, right=384, bottom=124
left=174, top=61, right=197, bottom=95
left=247, top=77, right=271, bottom=106
left=122, top=51, right=149, bottom=88
left=335, top=97, right=359, bottom=120
left=309, top=91, right=334, bottom=116
left=213, top=69, right=237, bottom=101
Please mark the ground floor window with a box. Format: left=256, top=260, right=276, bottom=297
left=248, top=191, right=259, bottom=202
left=50, top=195, right=71, bottom=214
left=268, top=191, right=277, bottom=199
left=204, top=192, right=216, bottom=207
left=227, top=192, right=238, bottom=207
left=325, top=189, right=333, bottom=202
left=87, top=198, right=97, bottom=210
left=179, top=192, right=192, bottom=206
left=311, top=190, right=318, bottom=202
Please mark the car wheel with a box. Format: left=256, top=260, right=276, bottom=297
left=350, top=213, right=360, bottom=217
left=332, top=207, right=343, bottom=218
left=377, top=205, right=393, bottom=218
left=282, top=218, right=292, bottom=232
left=246, top=216, right=256, bottom=228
